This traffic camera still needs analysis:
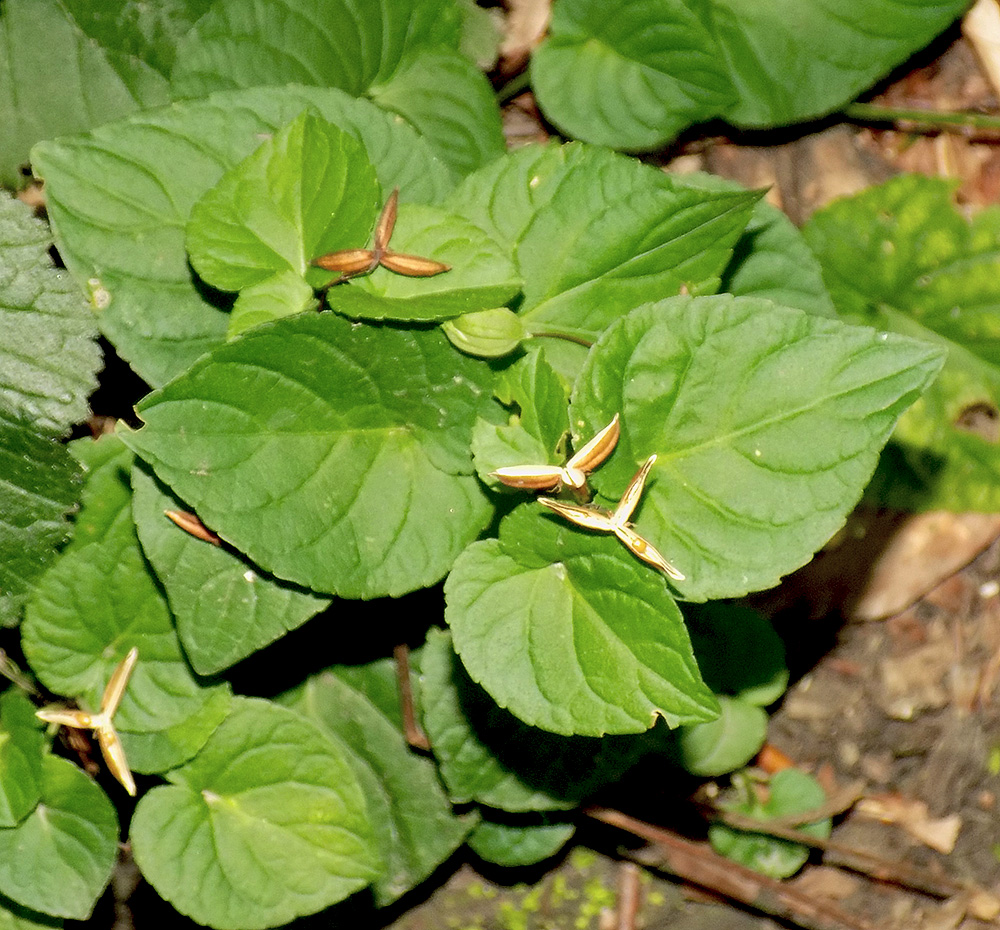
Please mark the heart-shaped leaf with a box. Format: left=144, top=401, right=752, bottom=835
left=284, top=668, right=471, bottom=905
left=130, top=697, right=380, bottom=929
left=120, top=313, right=493, bottom=598
left=0, top=755, right=117, bottom=920
left=187, top=112, right=380, bottom=293
left=32, top=85, right=453, bottom=386
left=445, top=507, right=717, bottom=736
left=674, top=696, right=768, bottom=777
left=571, top=295, right=946, bottom=601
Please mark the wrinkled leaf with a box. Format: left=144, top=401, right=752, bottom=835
left=445, top=508, right=717, bottom=736
left=23, top=436, right=231, bottom=774
left=130, top=697, right=379, bottom=929
left=285, top=669, right=471, bottom=905
left=530, top=0, right=968, bottom=149
left=227, top=270, right=318, bottom=337
left=805, top=174, right=1000, bottom=510
left=121, top=313, right=493, bottom=598
left=188, top=112, right=379, bottom=293
left=131, top=464, right=329, bottom=676
left=0, top=192, right=100, bottom=433
left=0, top=0, right=169, bottom=187
left=0, top=414, right=81, bottom=627
left=571, top=295, right=946, bottom=601
left=33, top=85, right=453, bottom=386
left=0, top=756, right=117, bottom=920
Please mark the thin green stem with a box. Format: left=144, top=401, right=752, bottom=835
left=496, top=70, right=532, bottom=105
left=844, top=102, right=1000, bottom=133
left=529, top=329, right=594, bottom=348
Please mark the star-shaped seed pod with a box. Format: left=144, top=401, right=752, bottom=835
left=36, top=647, right=139, bottom=795
left=538, top=454, right=684, bottom=581
left=312, top=188, right=451, bottom=282
left=491, top=414, right=620, bottom=493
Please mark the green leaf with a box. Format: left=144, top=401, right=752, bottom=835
left=673, top=173, right=835, bottom=318
left=0, top=192, right=100, bottom=434
left=325, top=202, right=521, bottom=321
left=170, top=0, right=457, bottom=97
left=0, top=413, right=81, bottom=627
left=0, top=898, right=63, bottom=929
left=64, top=435, right=135, bottom=551
left=227, top=270, right=318, bottom=338
left=171, top=0, right=500, bottom=176
left=421, top=629, right=643, bottom=810
left=529, top=0, right=968, bottom=149
left=470, top=350, right=571, bottom=488
left=709, top=769, right=832, bottom=879
left=32, top=85, right=453, bottom=386
left=23, top=436, right=231, bottom=774
left=0, top=691, right=45, bottom=827
left=0, top=755, right=117, bottom=920
left=130, top=696, right=380, bottom=929
left=188, top=112, right=380, bottom=293
left=121, top=313, right=493, bottom=598
left=571, top=295, right=946, bottom=601
left=367, top=50, right=504, bottom=176
left=805, top=174, right=1000, bottom=510
left=445, top=507, right=717, bottom=736
left=515, top=156, right=761, bottom=344
left=467, top=817, right=575, bottom=868
left=530, top=0, right=733, bottom=150
left=686, top=605, right=788, bottom=707
left=443, top=307, right=526, bottom=358
left=674, top=696, right=768, bottom=777
left=284, top=669, right=471, bottom=906
left=131, top=463, right=329, bottom=676
left=0, top=0, right=169, bottom=187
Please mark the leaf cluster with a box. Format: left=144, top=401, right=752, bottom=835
left=0, top=1, right=966, bottom=926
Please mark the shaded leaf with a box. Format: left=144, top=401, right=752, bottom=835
left=467, top=817, right=575, bottom=868
left=0, top=192, right=100, bottom=434
left=0, top=690, right=45, bottom=827
left=0, top=413, right=81, bottom=627
left=33, top=85, right=453, bottom=386
left=571, top=295, right=946, bottom=601
left=420, top=629, right=645, bottom=809
left=0, top=756, right=117, bottom=920
left=131, top=464, right=329, bottom=676
left=285, top=669, right=471, bottom=905
left=23, top=437, right=230, bottom=774
left=674, top=696, right=768, bottom=777
left=121, top=313, right=493, bottom=598
left=0, top=0, right=169, bottom=187
left=709, top=769, right=831, bottom=879
left=805, top=174, right=1000, bottom=510
left=445, top=508, right=716, bottom=736
left=130, top=697, right=380, bottom=929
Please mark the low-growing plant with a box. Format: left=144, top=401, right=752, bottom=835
left=0, top=0, right=975, bottom=927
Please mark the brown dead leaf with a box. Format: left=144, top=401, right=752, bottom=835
left=856, top=794, right=962, bottom=854
left=790, top=865, right=860, bottom=902
left=964, top=0, right=1000, bottom=100
left=851, top=512, right=1000, bottom=621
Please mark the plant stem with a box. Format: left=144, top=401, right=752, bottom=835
left=844, top=102, right=1000, bottom=134
left=496, top=70, right=532, bottom=104
left=528, top=329, right=594, bottom=348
